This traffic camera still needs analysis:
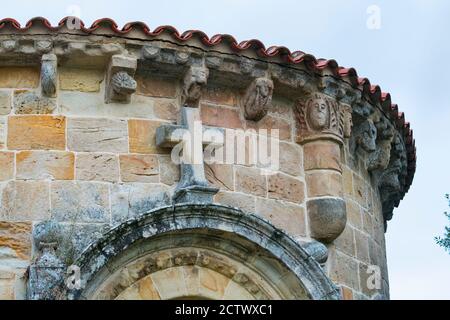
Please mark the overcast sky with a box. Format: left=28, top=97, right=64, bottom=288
left=4, top=0, right=449, bottom=299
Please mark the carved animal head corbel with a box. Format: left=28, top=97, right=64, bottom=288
left=182, top=66, right=209, bottom=107
left=105, top=55, right=137, bottom=104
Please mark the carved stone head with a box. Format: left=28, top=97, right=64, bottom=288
left=243, top=77, right=274, bottom=121
left=183, top=66, right=209, bottom=107
left=306, top=94, right=330, bottom=131
left=357, top=119, right=377, bottom=152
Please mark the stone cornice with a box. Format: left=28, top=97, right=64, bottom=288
left=0, top=18, right=415, bottom=226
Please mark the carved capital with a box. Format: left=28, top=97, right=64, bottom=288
left=41, top=53, right=58, bottom=97
left=182, top=66, right=209, bottom=107
left=294, top=92, right=349, bottom=144
left=242, top=77, right=274, bottom=121
left=105, top=55, right=137, bottom=103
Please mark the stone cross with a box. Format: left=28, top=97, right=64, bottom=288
left=156, top=106, right=224, bottom=203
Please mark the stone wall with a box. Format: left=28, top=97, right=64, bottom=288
left=0, top=31, right=413, bottom=300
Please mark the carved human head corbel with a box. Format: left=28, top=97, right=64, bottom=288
left=243, top=77, right=274, bottom=121
left=182, top=66, right=209, bottom=107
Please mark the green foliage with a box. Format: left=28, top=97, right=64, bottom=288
left=435, top=194, right=450, bottom=253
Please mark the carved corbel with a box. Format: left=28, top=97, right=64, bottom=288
left=242, top=77, right=274, bottom=121
left=41, top=53, right=57, bottom=97
left=181, top=66, right=209, bottom=107
left=28, top=220, right=66, bottom=300
left=105, top=55, right=137, bottom=104
left=294, top=92, right=347, bottom=144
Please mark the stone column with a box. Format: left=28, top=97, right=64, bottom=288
left=295, top=92, right=352, bottom=243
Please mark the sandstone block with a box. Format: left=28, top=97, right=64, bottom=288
left=255, top=198, right=306, bottom=237
left=201, top=104, right=242, bottom=129
left=205, top=163, right=234, bottom=190
left=235, top=166, right=267, bottom=197
left=0, top=221, right=32, bottom=260
left=0, top=117, right=5, bottom=148
left=7, top=115, right=66, bottom=150
left=346, top=200, right=362, bottom=230
left=159, top=155, right=180, bottom=186
left=0, top=181, right=50, bottom=221
left=304, top=141, right=341, bottom=172
left=307, top=197, right=347, bottom=243
left=203, top=86, right=237, bottom=107
left=353, top=173, right=370, bottom=208
left=13, top=91, right=56, bottom=114
left=341, top=286, right=353, bottom=300
left=334, top=224, right=355, bottom=257
left=279, top=142, right=302, bottom=176
left=136, top=75, right=177, bottom=98
left=214, top=191, right=255, bottom=213
left=0, top=67, right=40, bottom=88
left=67, top=118, right=128, bottom=153
left=306, top=171, right=343, bottom=198
left=128, top=119, right=170, bottom=154
left=59, top=68, right=104, bottom=92
left=153, top=99, right=179, bottom=121
left=355, top=229, right=370, bottom=264
left=16, top=151, right=74, bottom=180
left=328, top=249, right=359, bottom=290
left=0, top=91, right=11, bottom=115
left=0, top=152, right=14, bottom=181
left=119, top=154, right=159, bottom=183
left=51, top=181, right=110, bottom=223
left=76, top=153, right=120, bottom=182
left=268, top=173, right=305, bottom=203
left=111, top=183, right=170, bottom=225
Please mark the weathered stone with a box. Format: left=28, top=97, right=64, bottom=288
left=307, top=198, right=347, bottom=243
left=128, top=119, right=170, bottom=154
left=251, top=115, right=292, bottom=141
left=268, top=173, right=305, bottom=203
left=0, top=221, right=32, bottom=260
left=328, top=249, right=359, bottom=290
left=201, top=104, right=242, bottom=129
left=362, top=211, right=374, bottom=237
left=67, top=118, right=128, bottom=153
left=111, top=183, right=170, bottom=225
left=214, top=191, right=255, bottom=213
left=306, top=171, right=342, bottom=198
left=136, top=75, right=177, bottom=98
left=0, top=67, right=40, bottom=88
left=256, top=198, right=306, bottom=237
left=13, top=91, right=56, bottom=114
left=105, top=55, right=137, bottom=103
left=353, top=173, right=370, bottom=209
left=76, top=153, right=120, bottom=182
left=0, top=91, right=11, bottom=115
left=153, top=99, right=179, bottom=121
left=346, top=200, right=362, bottom=230
left=205, top=163, right=234, bottom=190
left=7, top=115, right=66, bottom=150
left=0, top=152, right=14, bottom=181
left=59, top=68, right=104, bottom=92
left=342, top=166, right=353, bottom=196
left=235, top=166, right=267, bottom=197
left=242, top=77, right=274, bottom=121
left=159, top=155, right=180, bottom=186
left=41, top=54, right=57, bottom=97
left=0, top=117, right=4, bottom=148
left=304, top=141, right=341, bottom=172
left=119, top=154, right=159, bottom=183
left=355, top=229, right=370, bottom=264
left=0, top=181, right=50, bottom=221
left=182, top=66, right=209, bottom=107
left=16, top=151, right=74, bottom=180
left=51, top=181, right=110, bottom=223
left=279, top=142, right=302, bottom=176
left=341, top=286, right=353, bottom=300
left=334, top=224, right=355, bottom=257
left=204, top=86, right=237, bottom=107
